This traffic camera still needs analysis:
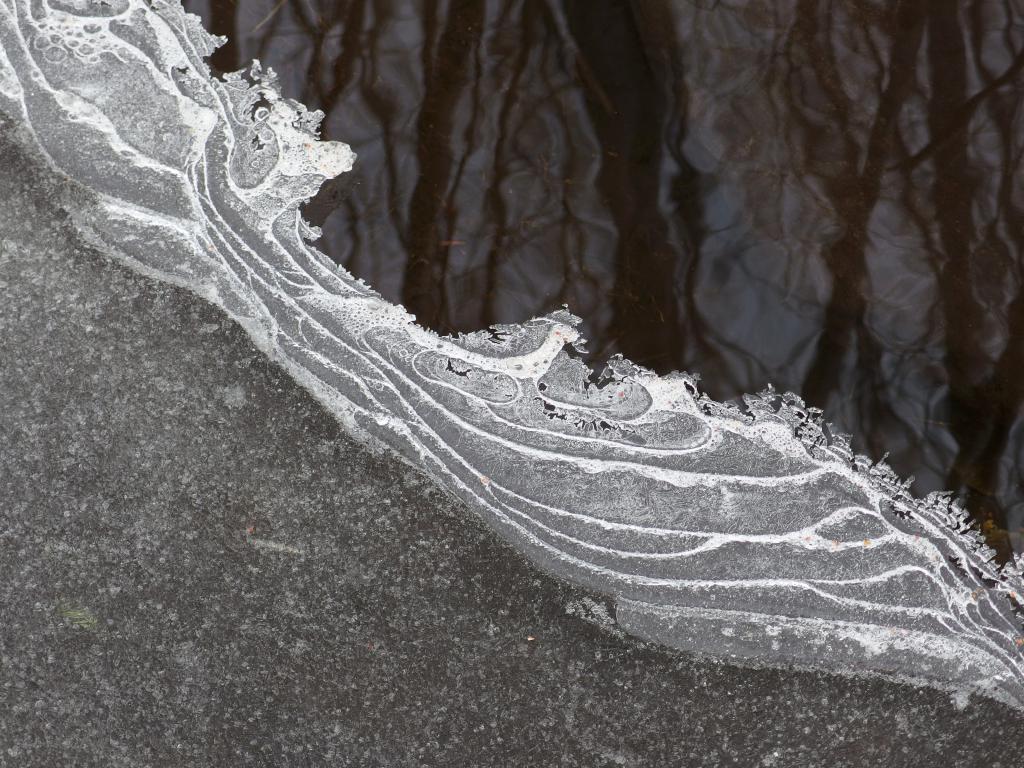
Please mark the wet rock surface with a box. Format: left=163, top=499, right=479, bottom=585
left=2, top=125, right=1024, bottom=768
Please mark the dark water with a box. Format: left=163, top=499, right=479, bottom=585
left=183, top=0, right=1024, bottom=558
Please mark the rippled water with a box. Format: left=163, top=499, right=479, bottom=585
left=182, top=0, right=1024, bottom=557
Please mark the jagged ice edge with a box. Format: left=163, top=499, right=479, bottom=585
left=1, top=0, right=1023, bottom=706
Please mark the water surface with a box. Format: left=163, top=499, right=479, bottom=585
left=183, top=0, right=1024, bottom=557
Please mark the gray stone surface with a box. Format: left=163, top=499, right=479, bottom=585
left=2, top=123, right=1024, bottom=767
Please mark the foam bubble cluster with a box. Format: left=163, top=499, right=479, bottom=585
left=2, top=0, right=1023, bottom=709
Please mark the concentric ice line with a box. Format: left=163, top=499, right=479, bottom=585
left=1, top=0, right=1023, bottom=710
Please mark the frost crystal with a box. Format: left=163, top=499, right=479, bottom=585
left=2, top=0, right=1023, bottom=709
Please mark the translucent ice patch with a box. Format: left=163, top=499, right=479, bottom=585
left=1, top=0, right=1023, bottom=710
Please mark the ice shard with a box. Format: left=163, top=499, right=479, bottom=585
left=1, top=0, right=1023, bottom=710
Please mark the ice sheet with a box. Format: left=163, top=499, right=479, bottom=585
left=1, top=0, right=1022, bottom=709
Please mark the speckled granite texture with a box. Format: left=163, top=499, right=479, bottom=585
left=1, top=122, right=1023, bottom=767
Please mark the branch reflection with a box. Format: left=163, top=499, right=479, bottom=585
left=183, top=0, right=1024, bottom=558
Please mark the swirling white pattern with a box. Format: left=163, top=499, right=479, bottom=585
left=2, top=0, right=1023, bottom=709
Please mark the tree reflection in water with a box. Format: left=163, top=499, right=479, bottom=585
left=182, top=0, right=1024, bottom=559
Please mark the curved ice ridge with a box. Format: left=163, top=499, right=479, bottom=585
left=2, top=0, right=1024, bottom=709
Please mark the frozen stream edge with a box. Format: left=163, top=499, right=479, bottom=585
left=1, top=0, right=1023, bottom=710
